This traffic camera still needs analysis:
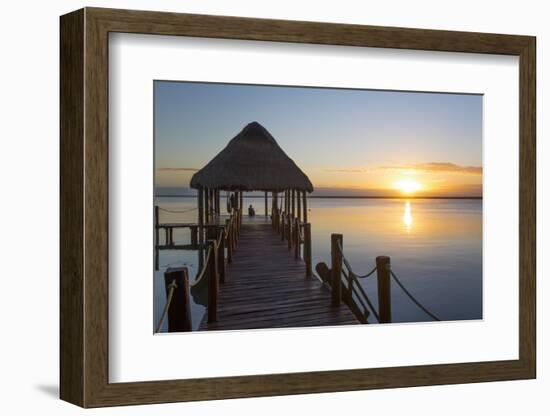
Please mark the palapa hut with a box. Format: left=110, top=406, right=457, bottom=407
left=190, top=121, right=313, bottom=229
left=189, top=122, right=314, bottom=305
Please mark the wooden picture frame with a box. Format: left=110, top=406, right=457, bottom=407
left=60, top=7, right=536, bottom=408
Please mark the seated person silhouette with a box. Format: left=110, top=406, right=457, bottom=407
left=248, top=204, right=256, bottom=217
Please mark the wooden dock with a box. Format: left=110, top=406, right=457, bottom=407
left=199, top=219, right=359, bottom=330
left=154, top=123, right=436, bottom=332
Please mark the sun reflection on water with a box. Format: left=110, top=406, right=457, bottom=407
left=403, top=200, right=413, bottom=232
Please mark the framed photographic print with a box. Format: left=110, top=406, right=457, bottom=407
left=60, top=7, right=536, bottom=408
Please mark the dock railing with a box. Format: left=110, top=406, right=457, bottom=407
left=154, top=208, right=242, bottom=330
left=316, top=233, right=442, bottom=324
left=271, top=206, right=312, bottom=277
left=154, top=206, right=241, bottom=271
left=154, top=266, right=192, bottom=333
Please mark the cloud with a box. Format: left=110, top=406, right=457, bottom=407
left=326, top=162, right=482, bottom=175
left=380, top=162, right=482, bottom=175
left=156, top=167, right=199, bottom=172
left=325, top=168, right=371, bottom=173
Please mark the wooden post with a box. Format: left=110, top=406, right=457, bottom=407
left=210, top=189, right=214, bottom=219
left=239, top=192, right=243, bottom=219
left=190, top=226, right=198, bottom=246
left=209, top=189, right=213, bottom=221
left=218, top=228, right=226, bottom=283
left=198, top=188, right=204, bottom=270
left=235, top=211, right=239, bottom=243
left=265, top=191, right=268, bottom=217
left=297, top=190, right=301, bottom=222
left=331, top=234, right=343, bottom=306
left=154, top=206, right=160, bottom=270
left=304, top=223, right=312, bottom=277
left=376, top=256, right=392, bottom=323
left=212, top=189, right=216, bottom=215
left=235, top=212, right=239, bottom=244
left=287, top=215, right=292, bottom=250
left=285, top=190, right=288, bottom=214
left=207, top=240, right=218, bottom=323
left=208, top=189, right=212, bottom=220
left=281, top=214, right=285, bottom=240
left=303, top=191, right=308, bottom=223
left=294, top=218, right=300, bottom=259
left=204, top=188, right=210, bottom=224
left=215, top=189, right=220, bottom=215
left=287, top=190, right=290, bottom=213
left=164, top=267, right=192, bottom=332
left=225, top=219, right=232, bottom=263
left=291, top=189, right=296, bottom=218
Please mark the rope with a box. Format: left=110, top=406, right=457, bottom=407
left=155, top=279, right=178, bottom=333
left=390, top=270, right=441, bottom=321
left=191, top=245, right=213, bottom=287
left=336, top=241, right=376, bottom=279
left=347, top=271, right=380, bottom=323
left=159, top=207, right=197, bottom=214
left=354, top=266, right=377, bottom=279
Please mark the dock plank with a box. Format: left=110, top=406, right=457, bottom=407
left=199, top=221, right=358, bottom=330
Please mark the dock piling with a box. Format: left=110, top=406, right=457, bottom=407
left=207, top=240, right=219, bottom=323
left=218, top=228, right=226, bottom=283
left=163, top=267, right=192, bottom=332
left=225, top=219, right=233, bottom=263
left=331, top=234, right=343, bottom=306
left=376, top=256, right=392, bottom=323
left=294, top=218, right=300, bottom=259
left=304, top=223, right=312, bottom=277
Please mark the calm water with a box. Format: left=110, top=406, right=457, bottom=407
left=154, top=197, right=482, bottom=331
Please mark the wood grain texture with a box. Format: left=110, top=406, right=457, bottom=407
left=59, top=8, right=84, bottom=407
left=199, top=222, right=358, bottom=330
left=59, top=7, right=536, bottom=408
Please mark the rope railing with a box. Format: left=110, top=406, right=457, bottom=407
left=335, top=240, right=441, bottom=323
left=390, top=270, right=441, bottom=321
left=154, top=279, right=178, bottom=333
left=336, top=241, right=376, bottom=280
left=343, top=269, right=380, bottom=323
left=191, top=245, right=213, bottom=287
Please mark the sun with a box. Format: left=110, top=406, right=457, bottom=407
left=394, top=178, right=423, bottom=195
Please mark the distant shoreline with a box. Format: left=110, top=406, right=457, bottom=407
left=155, top=194, right=482, bottom=200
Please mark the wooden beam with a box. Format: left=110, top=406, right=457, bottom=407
left=303, top=192, right=308, bottom=223
left=331, top=234, right=343, bottom=306
left=240, top=192, right=243, bottom=214
left=218, top=228, right=226, bottom=283
left=164, top=267, right=192, bottom=332
left=198, top=188, right=204, bottom=270
left=304, top=223, right=312, bottom=277
left=376, top=256, right=392, bottom=323
left=297, top=190, right=301, bottom=222
left=207, top=240, right=219, bottom=323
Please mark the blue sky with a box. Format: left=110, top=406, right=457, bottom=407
left=154, top=81, right=482, bottom=197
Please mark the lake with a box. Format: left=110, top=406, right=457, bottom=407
left=154, top=196, right=482, bottom=331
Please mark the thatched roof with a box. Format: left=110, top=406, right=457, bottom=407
left=190, top=122, right=314, bottom=192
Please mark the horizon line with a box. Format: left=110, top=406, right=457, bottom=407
left=155, top=194, right=482, bottom=200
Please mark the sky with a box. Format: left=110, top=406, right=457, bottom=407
left=154, top=81, right=482, bottom=197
